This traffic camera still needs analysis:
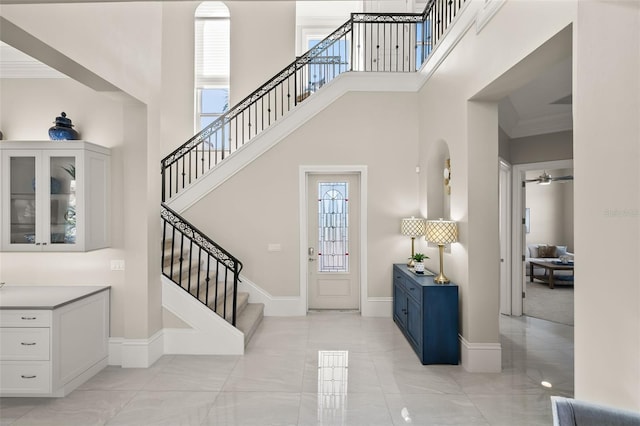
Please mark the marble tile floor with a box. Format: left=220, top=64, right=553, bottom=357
left=1, top=313, right=573, bottom=426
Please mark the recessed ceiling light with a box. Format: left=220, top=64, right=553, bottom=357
left=541, top=381, right=553, bottom=388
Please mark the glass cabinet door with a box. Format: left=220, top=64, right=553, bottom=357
left=49, top=155, right=76, bottom=246
left=2, top=141, right=109, bottom=252
left=9, top=155, right=37, bottom=245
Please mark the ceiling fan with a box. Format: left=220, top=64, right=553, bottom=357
left=525, top=171, right=573, bottom=185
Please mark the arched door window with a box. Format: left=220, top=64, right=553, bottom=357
left=195, top=2, right=230, bottom=131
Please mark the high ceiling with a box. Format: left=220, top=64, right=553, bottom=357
left=498, top=56, right=573, bottom=139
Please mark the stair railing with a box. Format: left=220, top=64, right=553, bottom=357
left=161, top=203, right=243, bottom=326
left=161, top=0, right=467, bottom=203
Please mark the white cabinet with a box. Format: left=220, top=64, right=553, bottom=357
left=0, top=141, right=110, bottom=251
left=0, top=286, right=110, bottom=397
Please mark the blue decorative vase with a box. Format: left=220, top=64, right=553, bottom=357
left=49, top=112, right=80, bottom=140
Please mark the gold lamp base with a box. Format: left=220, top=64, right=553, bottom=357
left=407, top=236, right=416, bottom=267
left=434, top=244, right=450, bottom=284
left=434, top=272, right=450, bottom=284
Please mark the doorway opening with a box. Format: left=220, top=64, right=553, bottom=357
left=510, top=160, right=573, bottom=325
left=512, top=161, right=574, bottom=325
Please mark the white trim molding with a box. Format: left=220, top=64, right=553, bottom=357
left=109, top=277, right=246, bottom=367
left=299, top=165, right=369, bottom=316
left=239, top=277, right=392, bottom=317
left=238, top=274, right=305, bottom=316
left=460, top=335, right=502, bottom=373
left=476, top=0, right=507, bottom=33
left=108, top=329, right=164, bottom=368
left=362, top=297, right=392, bottom=317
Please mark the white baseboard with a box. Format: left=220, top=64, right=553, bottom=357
left=108, top=329, right=164, bottom=368
left=239, top=275, right=305, bottom=316
left=109, top=279, right=246, bottom=366
left=362, top=297, right=392, bottom=317
left=240, top=276, right=393, bottom=318
left=459, top=335, right=502, bottom=372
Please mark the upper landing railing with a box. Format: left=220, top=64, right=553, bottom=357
left=161, top=0, right=467, bottom=202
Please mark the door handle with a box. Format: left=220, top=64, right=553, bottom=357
left=308, top=247, right=315, bottom=261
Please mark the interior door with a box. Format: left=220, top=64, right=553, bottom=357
left=307, top=174, right=360, bottom=310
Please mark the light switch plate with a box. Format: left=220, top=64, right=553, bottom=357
left=110, top=260, right=125, bottom=271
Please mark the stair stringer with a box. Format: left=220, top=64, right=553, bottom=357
left=237, top=274, right=304, bottom=316
left=165, top=71, right=424, bottom=213
left=161, top=276, right=245, bottom=355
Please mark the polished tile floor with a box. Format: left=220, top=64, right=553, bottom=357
left=1, top=313, right=573, bottom=425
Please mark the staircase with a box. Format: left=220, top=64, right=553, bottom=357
left=160, top=204, right=264, bottom=347
left=160, top=0, right=466, bottom=349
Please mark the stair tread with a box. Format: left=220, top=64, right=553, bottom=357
left=211, top=291, right=249, bottom=318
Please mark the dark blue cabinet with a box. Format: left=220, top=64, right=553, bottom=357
left=392, top=263, right=459, bottom=365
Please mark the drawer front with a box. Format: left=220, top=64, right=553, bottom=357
left=394, top=270, right=408, bottom=290
left=403, top=277, right=421, bottom=303
left=0, top=328, right=50, bottom=360
left=0, top=311, right=51, bottom=327
left=0, top=361, right=51, bottom=394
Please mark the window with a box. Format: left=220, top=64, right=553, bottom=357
left=317, top=181, right=349, bottom=273
left=195, top=2, right=230, bottom=132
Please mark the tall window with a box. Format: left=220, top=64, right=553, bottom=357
left=195, top=2, right=230, bottom=131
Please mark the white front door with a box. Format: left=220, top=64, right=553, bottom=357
left=307, top=174, right=360, bottom=310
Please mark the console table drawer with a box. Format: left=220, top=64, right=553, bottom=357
left=0, top=361, right=51, bottom=394
left=402, top=277, right=421, bottom=302
left=0, top=311, right=51, bottom=327
left=0, top=328, right=50, bottom=360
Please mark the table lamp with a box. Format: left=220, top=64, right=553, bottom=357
left=425, top=219, right=458, bottom=283
left=401, top=217, right=426, bottom=267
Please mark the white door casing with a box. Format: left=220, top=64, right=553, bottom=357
left=299, top=165, right=368, bottom=315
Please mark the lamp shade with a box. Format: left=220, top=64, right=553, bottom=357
left=425, top=219, right=458, bottom=244
left=401, top=217, right=426, bottom=237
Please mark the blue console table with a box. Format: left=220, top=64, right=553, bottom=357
left=392, top=264, right=459, bottom=364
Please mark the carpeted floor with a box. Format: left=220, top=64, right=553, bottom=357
left=524, top=279, right=574, bottom=326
